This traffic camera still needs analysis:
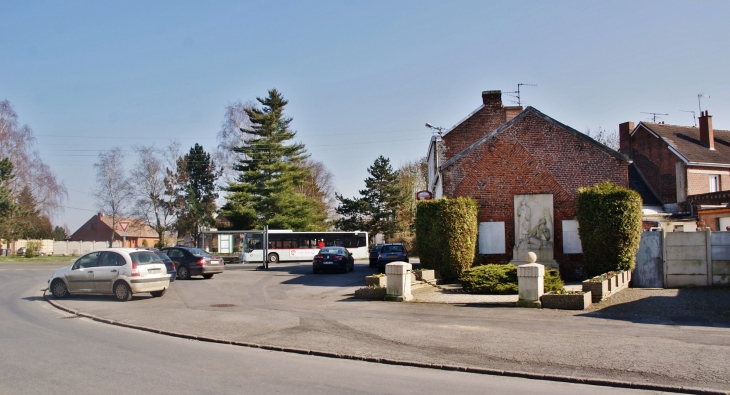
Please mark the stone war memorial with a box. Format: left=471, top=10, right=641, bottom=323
left=510, top=194, right=558, bottom=269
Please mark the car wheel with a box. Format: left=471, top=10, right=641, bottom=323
left=50, top=279, right=69, bottom=299
left=341, top=263, right=348, bottom=274
left=202, top=274, right=213, bottom=279
left=113, top=282, right=132, bottom=302
left=369, top=261, right=375, bottom=268
left=150, top=289, right=166, bottom=297
left=177, top=265, right=190, bottom=280
left=313, top=266, right=319, bottom=274
left=268, top=253, right=279, bottom=264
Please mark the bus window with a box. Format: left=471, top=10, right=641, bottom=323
left=244, top=234, right=263, bottom=252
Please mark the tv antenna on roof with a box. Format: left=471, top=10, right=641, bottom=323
left=503, top=83, right=537, bottom=107
left=425, top=123, right=446, bottom=136
left=641, top=112, right=668, bottom=122
left=698, top=93, right=710, bottom=114
left=679, top=110, right=697, bottom=127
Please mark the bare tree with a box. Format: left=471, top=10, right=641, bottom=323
left=93, top=147, right=133, bottom=246
left=296, top=159, right=338, bottom=222
left=395, top=158, right=427, bottom=236
left=585, top=127, right=619, bottom=150
left=216, top=100, right=255, bottom=184
left=0, top=100, right=67, bottom=218
left=131, top=142, right=180, bottom=247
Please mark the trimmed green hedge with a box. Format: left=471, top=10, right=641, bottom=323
left=415, top=197, right=478, bottom=282
left=577, top=181, right=642, bottom=277
left=459, top=264, right=564, bottom=294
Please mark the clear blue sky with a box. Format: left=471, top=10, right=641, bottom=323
left=2, top=0, right=729, bottom=232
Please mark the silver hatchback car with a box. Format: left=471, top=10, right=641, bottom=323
left=48, top=248, right=170, bottom=302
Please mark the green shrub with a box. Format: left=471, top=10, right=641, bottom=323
left=415, top=197, right=478, bottom=282
left=142, top=239, right=149, bottom=247
left=460, top=264, right=564, bottom=294
left=460, top=264, right=518, bottom=294
left=25, top=241, right=42, bottom=258
left=577, top=181, right=642, bottom=277
left=544, top=269, right=564, bottom=292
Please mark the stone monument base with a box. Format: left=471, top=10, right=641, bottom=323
left=510, top=247, right=559, bottom=269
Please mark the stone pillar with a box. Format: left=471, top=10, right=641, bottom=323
left=517, top=253, right=544, bottom=308
left=385, top=262, right=413, bottom=302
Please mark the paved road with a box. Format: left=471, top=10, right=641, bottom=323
left=31, top=260, right=730, bottom=392
left=0, top=263, right=679, bottom=395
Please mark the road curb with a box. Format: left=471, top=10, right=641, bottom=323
left=42, top=291, right=728, bottom=395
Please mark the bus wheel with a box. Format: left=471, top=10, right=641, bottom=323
left=268, top=253, right=279, bottom=264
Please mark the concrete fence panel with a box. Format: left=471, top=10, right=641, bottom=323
left=664, top=231, right=708, bottom=287
left=633, top=231, right=663, bottom=288
left=711, top=232, right=730, bottom=285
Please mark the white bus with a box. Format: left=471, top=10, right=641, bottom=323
left=239, top=230, right=369, bottom=263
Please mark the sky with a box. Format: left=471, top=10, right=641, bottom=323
left=2, top=0, right=729, bottom=233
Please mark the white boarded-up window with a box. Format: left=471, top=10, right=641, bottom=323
left=562, top=220, right=582, bottom=254
left=479, top=222, right=505, bottom=254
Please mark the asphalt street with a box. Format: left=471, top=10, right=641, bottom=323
left=2, top=261, right=729, bottom=394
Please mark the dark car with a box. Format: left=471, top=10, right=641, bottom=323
left=312, top=246, right=354, bottom=274
left=376, top=243, right=409, bottom=273
left=161, top=246, right=224, bottom=280
left=368, top=245, right=384, bottom=268
left=139, top=248, right=176, bottom=282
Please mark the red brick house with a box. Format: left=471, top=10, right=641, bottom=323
left=619, top=112, right=730, bottom=211
left=69, top=212, right=159, bottom=247
left=619, top=112, right=730, bottom=231
left=427, top=90, right=629, bottom=277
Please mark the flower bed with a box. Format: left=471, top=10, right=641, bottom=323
left=541, top=290, right=592, bottom=310
left=582, top=271, right=631, bottom=303
left=365, top=274, right=387, bottom=287
left=354, top=286, right=386, bottom=300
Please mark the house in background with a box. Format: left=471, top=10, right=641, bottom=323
left=619, top=111, right=730, bottom=231
left=69, top=212, right=159, bottom=247
left=427, top=90, right=629, bottom=278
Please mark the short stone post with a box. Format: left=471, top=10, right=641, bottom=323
left=385, top=262, right=413, bottom=302
left=517, top=252, right=544, bottom=308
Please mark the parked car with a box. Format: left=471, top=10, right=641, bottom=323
left=47, top=248, right=170, bottom=302
left=312, top=246, right=354, bottom=274
left=138, top=248, right=176, bottom=282
left=160, top=246, right=224, bottom=280
left=376, top=243, right=409, bottom=273
left=368, top=245, right=384, bottom=268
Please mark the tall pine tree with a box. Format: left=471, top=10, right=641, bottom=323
left=220, top=89, right=326, bottom=230
left=174, top=144, right=219, bottom=243
left=335, top=156, right=406, bottom=241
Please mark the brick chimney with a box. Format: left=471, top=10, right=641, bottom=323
left=98, top=212, right=103, bottom=218
left=481, top=90, right=503, bottom=108
left=618, top=121, right=634, bottom=152
left=699, top=110, right=714, bottom=150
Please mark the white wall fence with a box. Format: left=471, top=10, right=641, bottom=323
left=633, top=230, right=730, bottom=288
left=3, top=240, right=121, bottom=256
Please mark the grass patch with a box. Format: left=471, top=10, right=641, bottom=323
left=0, top=256, right=76, bottom=263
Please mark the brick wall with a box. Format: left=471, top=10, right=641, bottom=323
left=686, top=167, right=730, bottom=195
left=441, top=91, right=521, bottom=164
left=442, top=110, right=628, bottom=277
left=622, top=125, right=679, bottom=204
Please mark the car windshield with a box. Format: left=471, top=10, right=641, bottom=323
left=370, top=245, right=382, bottom=252
left=155, top=252, right=171, bottom=261
left=130, top=251, right=164, bottom=265
left=320, top=247, right=343, bottom=254
left=188, top=248, right=211, bottom=257
left=382, top=245, right=404, bottom=253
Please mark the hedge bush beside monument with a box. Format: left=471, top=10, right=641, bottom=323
left=459, top=264, right=564, bottom=294
left=415, top=197, right=478, bottom=282
left=577, top=182, right=642, bottom=277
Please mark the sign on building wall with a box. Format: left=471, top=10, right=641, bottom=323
left=562, top=220, right=582, bottom=254
left=478, top=222, right=505, bottom=254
